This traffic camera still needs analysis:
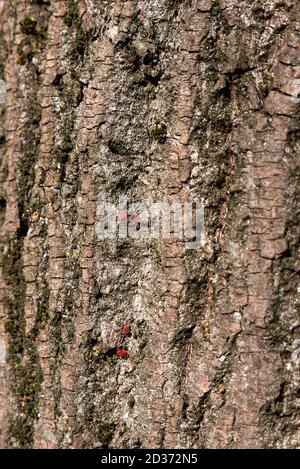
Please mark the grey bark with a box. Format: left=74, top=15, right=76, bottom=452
left=0, top=0, right=299, bottom=449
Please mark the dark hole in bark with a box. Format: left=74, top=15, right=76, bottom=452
left=0, top=197, right=6, bottom=226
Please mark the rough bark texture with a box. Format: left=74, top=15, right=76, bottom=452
left=0, top=0, right=299, bottom=449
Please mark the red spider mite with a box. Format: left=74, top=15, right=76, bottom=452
left=116, top=348, right=129, bottom=359
left=122, top=324, right=131, bottom=336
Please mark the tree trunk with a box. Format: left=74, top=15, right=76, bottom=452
left=0, top=0, right=299, bottom=449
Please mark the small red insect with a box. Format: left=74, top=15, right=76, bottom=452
left=122, top=324, right=131, bottom=336
left=116, top=348, right=129, bottom=359
left=130, top=213, right=140, bottom=222
left=119, top=210, right=128, bottom=222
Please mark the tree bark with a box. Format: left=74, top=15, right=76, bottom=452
left=0, top=0, right=299, bottom=449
